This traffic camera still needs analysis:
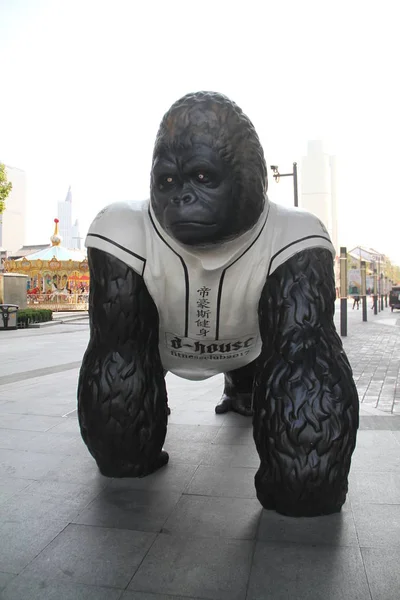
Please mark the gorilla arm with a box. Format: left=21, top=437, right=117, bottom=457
left=253, top=248, right=359, bottom=517
left=78, top=248, right=169, bottom=477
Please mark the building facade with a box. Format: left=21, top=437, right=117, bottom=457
left=0, top=165, right=27, bottom=256
left=300, top=141, right=339, bottom=254
left=57, top=186, right=81, bottom=249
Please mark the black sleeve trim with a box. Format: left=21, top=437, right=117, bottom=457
left=86, top=233, right=146, bottom=276
left=268, top=235, right=332, bottom=278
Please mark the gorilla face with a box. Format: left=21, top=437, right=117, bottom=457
left=151, top=91, right=268, bottom=247
left=151, top=143, right=235, bottom=246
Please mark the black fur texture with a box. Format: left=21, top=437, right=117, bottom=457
left=77, top=248, right=169, bottom=477
left=253, top=248, right=359, bottom=516
left=151, top=91, right=267, bottom=244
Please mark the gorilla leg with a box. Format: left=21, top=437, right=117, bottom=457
left=78, top=249, right=169, bottom=478
left=253, top=249, right=359, bottom=516
left=215, top=361, right=256, bottom=416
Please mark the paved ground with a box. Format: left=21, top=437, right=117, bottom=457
left=0, top=301, right=399, bottom=599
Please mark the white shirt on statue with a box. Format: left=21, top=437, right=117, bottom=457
left=85, top=198, right=335, bottom=381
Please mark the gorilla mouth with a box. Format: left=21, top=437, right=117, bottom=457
left=171, top=221, right=216, bottom=227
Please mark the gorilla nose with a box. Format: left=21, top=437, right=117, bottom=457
left=171, top=193, right=196, bottom=205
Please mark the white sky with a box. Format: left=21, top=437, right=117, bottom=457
left=1, top=0, right=399, bottom=263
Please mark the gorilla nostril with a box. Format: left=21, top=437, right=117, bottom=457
left=171, top=194, right=195, bottom=205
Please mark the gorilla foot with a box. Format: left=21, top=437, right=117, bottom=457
left=215, top=393, right=253, bottom=416
left=97, top=450, right=169, bottom=479
left=255, top=467, right=346, bottom=517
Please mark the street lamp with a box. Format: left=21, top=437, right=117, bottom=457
left=270, top=163, right=299, bottom=207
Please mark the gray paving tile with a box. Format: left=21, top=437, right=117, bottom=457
left=164, top=439, right=209, bottom=465
left=22, top=523, right=155, bottom=589
left=166, top=373, right=223, bottom=402
left=74, top=489, right=181, bottom=532
left=165, top=424, right=221, bottom=444
left=121, top=592, right=206, bottom=600
left=46, top=418, right=81, bottom=434
left=361, top=547, right=400, bottom=600
left=0, top=576, right=123, bottom=600
left=353, top=504, right=400, bottom=547
left=109, top=462, right=198, bottom=494
left=0, top=362, right=81, bottom=387
left=0, top=477, right=35, bottom=505
left=247, top=543, right=371, bottom=600
left=257, top=502, right=358, bottom=546
left=351, top=442, right=400, bottom=472
left=1, top=309, right=399, bottom=600
left=0, top=448, right=66, bottom=479
left=0, top=397, right=75, bottom=417
left=163, top=495, right=261, bottom=540
left=0, top=573, right=15, bottom=592
left=168, top=409, right=226, bottom=426
left=178, top=398, right=222, bottom=412
left=21, top=431, right=86, bottom=456
left=42, top=453, right=110, bottom=486
left=186, top=465, right=257, bottom=499
left=0, top=414, right=65, bottom=432
left=212, top=426, right=255, bottom=446
left=359, top=416, right=400, bottom=430
left=0, top=429, right=38, bottom=451
left=220, top=413, right=253, bottom=428
left=201, top=443, right=259, bottom=468
left=0, top=519, right=68, bottom=573
left=0, top=480, right=104, bottom=522
left=129, top=534, right=254, bottom=600
left=354, top=430, right=399, bottom=449
left=349, top=471, right=400, bottom=504
left=0, top=367, right=79, bottom=391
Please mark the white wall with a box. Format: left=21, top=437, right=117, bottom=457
left=57, top=200, right=72, bottom=247
left=300, top=140, right=339, bottom=254
left=0, top=165, right=27, bottom=254
left=71, top=219, right=81, bottom=249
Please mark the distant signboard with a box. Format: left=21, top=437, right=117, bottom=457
left=348, top=268, right=374, bottom=295
left=348, top=268, right=360, bottom=295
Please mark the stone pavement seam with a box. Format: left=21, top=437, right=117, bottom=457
left=0, top=362, right=82, bottom=386
left=348, top=493, right=374, bottom=600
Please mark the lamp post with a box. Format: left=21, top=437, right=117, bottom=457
left=377, top=258, right=381, bottom=312
left=385, top=276, right=388, bottom=307
left=360, top=261, right=367, bottom=322
left=340, top=247, right=348, bottom=336
left=270, top=163, right=299, bottom=207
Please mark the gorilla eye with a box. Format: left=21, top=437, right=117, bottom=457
left=196, top=171, right=210, bottom=183
left=158, top=175, right=176, bottom=190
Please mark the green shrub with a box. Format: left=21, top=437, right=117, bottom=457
left=17, top=308, right=53, bottom=328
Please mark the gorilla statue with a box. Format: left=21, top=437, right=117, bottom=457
left=78, top=91, right=359, bottom=517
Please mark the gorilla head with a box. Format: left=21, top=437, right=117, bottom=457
left=150, top=91, right=268, bottom=247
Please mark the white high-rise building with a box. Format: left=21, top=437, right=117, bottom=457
left=300, top=141, right=338, bottom=254
left=57, top=186, right=81, bottom=249
left=0, top=165, right=27, bottom=255
left=71, top=218, right=81, bottom=250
